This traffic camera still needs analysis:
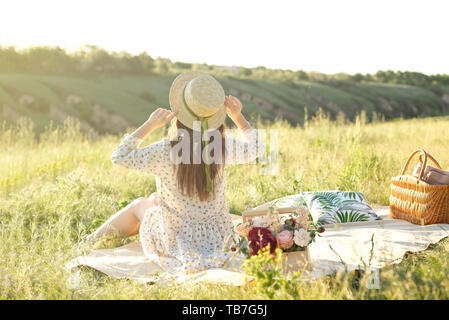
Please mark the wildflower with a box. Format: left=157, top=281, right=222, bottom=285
left=236, top=222, right=252, bottom=237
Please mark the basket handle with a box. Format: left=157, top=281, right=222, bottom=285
left=241, top=206, right=297, bottom=222
left=418, top=153, right=442, bottom=169
left=401, top=149, right=441, bottom=180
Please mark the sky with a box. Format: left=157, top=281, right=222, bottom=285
left=1, top=0, right=448, bottom=75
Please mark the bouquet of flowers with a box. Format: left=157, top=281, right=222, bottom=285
left=231, top=206, right=325, bottom=258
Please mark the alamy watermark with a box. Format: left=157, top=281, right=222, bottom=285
left=168, top=121, right=279, bottom=175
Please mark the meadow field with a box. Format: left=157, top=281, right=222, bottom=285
left=1, top=73, right=448, bottom=135
left=1, top=114, right=449, bottom=299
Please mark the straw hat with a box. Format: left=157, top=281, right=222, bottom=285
left=169, top=71, right=227, bottom=130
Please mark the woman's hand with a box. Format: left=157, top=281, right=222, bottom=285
left=147, top=108, right=177, bottom=130
left=224, top=95, right=242, bottom=121
left=224, top=95, right=251, bottom=132
left=131, top=108, right=177, bottom=140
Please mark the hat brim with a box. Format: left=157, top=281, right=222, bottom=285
left=169, top=71, right=227, bottom=131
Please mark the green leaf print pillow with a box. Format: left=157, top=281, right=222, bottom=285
left=268, top=191, right=381, bottom=226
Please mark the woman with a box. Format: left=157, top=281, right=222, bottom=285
left=84, top=72, right=264, bottom=274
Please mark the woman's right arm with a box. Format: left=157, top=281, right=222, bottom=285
left=225, top=95, right=251, bottom=133
left=224, top=96, right=266, bottom=164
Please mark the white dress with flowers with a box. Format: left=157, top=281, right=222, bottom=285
left=110, top=129, right=264, bottom=275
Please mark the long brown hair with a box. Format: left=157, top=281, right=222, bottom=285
left=170, top=120, right=226, bottom=201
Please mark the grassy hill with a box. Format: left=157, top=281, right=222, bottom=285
left=1, top=73, right=448, bottom=133
left=2, top=116, right=449, bottom=299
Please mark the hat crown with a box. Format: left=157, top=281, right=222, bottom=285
left=184, top=75, right=225, bottom=118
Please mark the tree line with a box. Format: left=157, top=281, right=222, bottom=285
left=1, top=45, right=448, bottom=87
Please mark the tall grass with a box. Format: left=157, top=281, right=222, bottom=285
left=1, top=115, right=449, bottom=299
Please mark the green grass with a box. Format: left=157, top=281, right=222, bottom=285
left=1, top=115, right=449, bottom=299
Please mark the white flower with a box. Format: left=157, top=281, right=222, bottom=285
left=252, top=216, right=271, bottom=228
left=294, top=206, right=309, bottom=229
left=293, top=229, right=311, bottom=247
left=295, top=215, right=309, bottom=229
left=294, top=206, right=308, bottom=218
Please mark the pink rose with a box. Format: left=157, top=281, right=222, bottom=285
left=277, top=230, right=294, bottom=250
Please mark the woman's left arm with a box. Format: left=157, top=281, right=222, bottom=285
left=110, top=108, right=176, bottom=172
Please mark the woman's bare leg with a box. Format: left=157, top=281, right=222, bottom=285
left=85, top=195, right=157, bottom=244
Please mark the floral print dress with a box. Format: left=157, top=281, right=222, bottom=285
left=110, top=129, right=264, bottom=275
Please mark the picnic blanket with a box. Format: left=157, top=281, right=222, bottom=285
left=67, top=206, right=449, bottom=286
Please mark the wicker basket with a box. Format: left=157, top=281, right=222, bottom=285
left=242, top=207, right=312, bottom=272
left=390, top=149, right=449, bottom=225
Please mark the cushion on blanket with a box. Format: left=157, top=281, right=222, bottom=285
left=266, top=191, right=381, bottom=225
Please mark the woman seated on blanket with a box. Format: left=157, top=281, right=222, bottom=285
left=83, top=72, right=265, bottom=274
